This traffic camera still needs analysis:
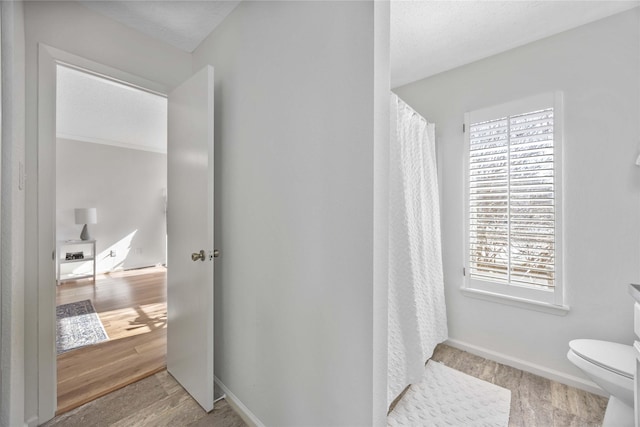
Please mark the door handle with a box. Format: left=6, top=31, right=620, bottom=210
left=191, top=250, right=206, bottom=262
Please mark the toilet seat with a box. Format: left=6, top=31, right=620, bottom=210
left=569, top=339, right=634, bottom=380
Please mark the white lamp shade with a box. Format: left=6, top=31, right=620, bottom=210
left=75, top=207, right=97, bottom=224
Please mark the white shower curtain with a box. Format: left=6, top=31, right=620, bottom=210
left=387, top=94, right=448, bottom=407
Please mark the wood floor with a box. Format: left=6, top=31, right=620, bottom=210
left=56, top=266, right=168, bottom=414
left=45, top=341, right=607, bottom=426
left=430, top=344, right=608, bottom=426
left=43, top=370, right=247, bottom=427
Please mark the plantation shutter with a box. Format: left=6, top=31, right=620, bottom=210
left=469, top=107, right=555, bottom=289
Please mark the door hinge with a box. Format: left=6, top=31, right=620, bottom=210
left=463, top=267, right=466, bottom=276
left=463, top=123, right=466, bottom=133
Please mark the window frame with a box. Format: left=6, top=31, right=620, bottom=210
left=462, top=92, right=566, bottom=311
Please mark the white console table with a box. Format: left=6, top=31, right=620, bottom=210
left=57, top=239, right=96, bottom=284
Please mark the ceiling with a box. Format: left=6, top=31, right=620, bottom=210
left=80, top=0, right=241, bottom=52
left=78, top=1, right=639, bottom=88
left=391, top=1, right=640, bottom=88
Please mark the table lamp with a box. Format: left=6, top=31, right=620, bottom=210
left=75, top=207, right=97, bottom=241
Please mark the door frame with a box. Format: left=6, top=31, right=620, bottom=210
left=36, top=44, right=169, bottom=422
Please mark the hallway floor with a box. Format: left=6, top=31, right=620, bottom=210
left=43, top=370, right=246, bottom=427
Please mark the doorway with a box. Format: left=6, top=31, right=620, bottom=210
left=37, top=45, right=216, bottom=424
left=36, top=45, right=173, bottom=421
left=53, top=63, right=169, bottom=413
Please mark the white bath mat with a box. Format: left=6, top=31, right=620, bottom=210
left=388, top=361, right=511, bottom=427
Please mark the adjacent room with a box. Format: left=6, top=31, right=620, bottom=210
left=54, top=64, right=168, bottom=413
left=1, top=1, right=638, bottom=426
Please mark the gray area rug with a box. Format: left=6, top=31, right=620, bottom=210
left=388, top=361, right=511, bottom=426
left=56, top=299, right=109, bottom=354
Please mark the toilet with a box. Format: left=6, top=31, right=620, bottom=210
left=567, top=339, right=635, bottom=427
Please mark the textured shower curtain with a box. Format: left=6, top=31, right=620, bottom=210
left=387, top=94, right=448, bottom=407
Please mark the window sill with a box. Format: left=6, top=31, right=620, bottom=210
left=460, top=287, right=570, bottom=316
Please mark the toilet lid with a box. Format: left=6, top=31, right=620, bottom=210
left=569, top=339, right=635, bottom=379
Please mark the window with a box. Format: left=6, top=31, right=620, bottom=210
left=463, top=92, right=565, bottom=310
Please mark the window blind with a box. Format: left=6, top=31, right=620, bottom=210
left=469, top=108, right=555, bottom=289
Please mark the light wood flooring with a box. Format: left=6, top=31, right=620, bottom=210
left=43, top=370, right=246, bottom=427
left=430, top=344, right=608, bottom=426
left=45, top=342, right=607, bottom=426
left=56, top=266, right=168, bottom=414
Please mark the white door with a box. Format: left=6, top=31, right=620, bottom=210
left=167, top=65, right=215, bottom=412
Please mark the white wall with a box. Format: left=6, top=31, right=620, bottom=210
left=56, top=138, right=167, bottom=273
left=22, top=2, right=390, bottom=425
left=56, top=65, right=168, bottom=154
left=395, top=9, right=640, bottom=388
left=23, top=1, right=191, bottom=423
left=0, top=1, right=26, bottom=425
left=192, top=2, right=386, bottom=425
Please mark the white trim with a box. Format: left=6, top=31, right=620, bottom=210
left=0, top=7, right=3, bottom=421
left=47, top=46, right=168, bottom=95
left=37, top=42, right=58, bottom=423
left=372, top=3, right=391, bottom=425
left=56, top=132, right=167, bottom=154
left=460, top=286, right=570, bottom=316
left=35, top=43, right=169, bottom=424
left=214, top=377, right=265, bottom=427
left=25, top=416, right=38, bottom=427
left=445, top=338, right=606, bottom=397
left=554, top=92, right=565, bottom=307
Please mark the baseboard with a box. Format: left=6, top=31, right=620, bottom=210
left=445, top=338, right=607, bottom=397
left=104, top=264, right=162, bottom=274
left=25, top=415, right=39, bottom=427
left=214, top=377, right=265, bottom=427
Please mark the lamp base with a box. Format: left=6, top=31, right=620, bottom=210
left=80, top=224, right=92, bottom=241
